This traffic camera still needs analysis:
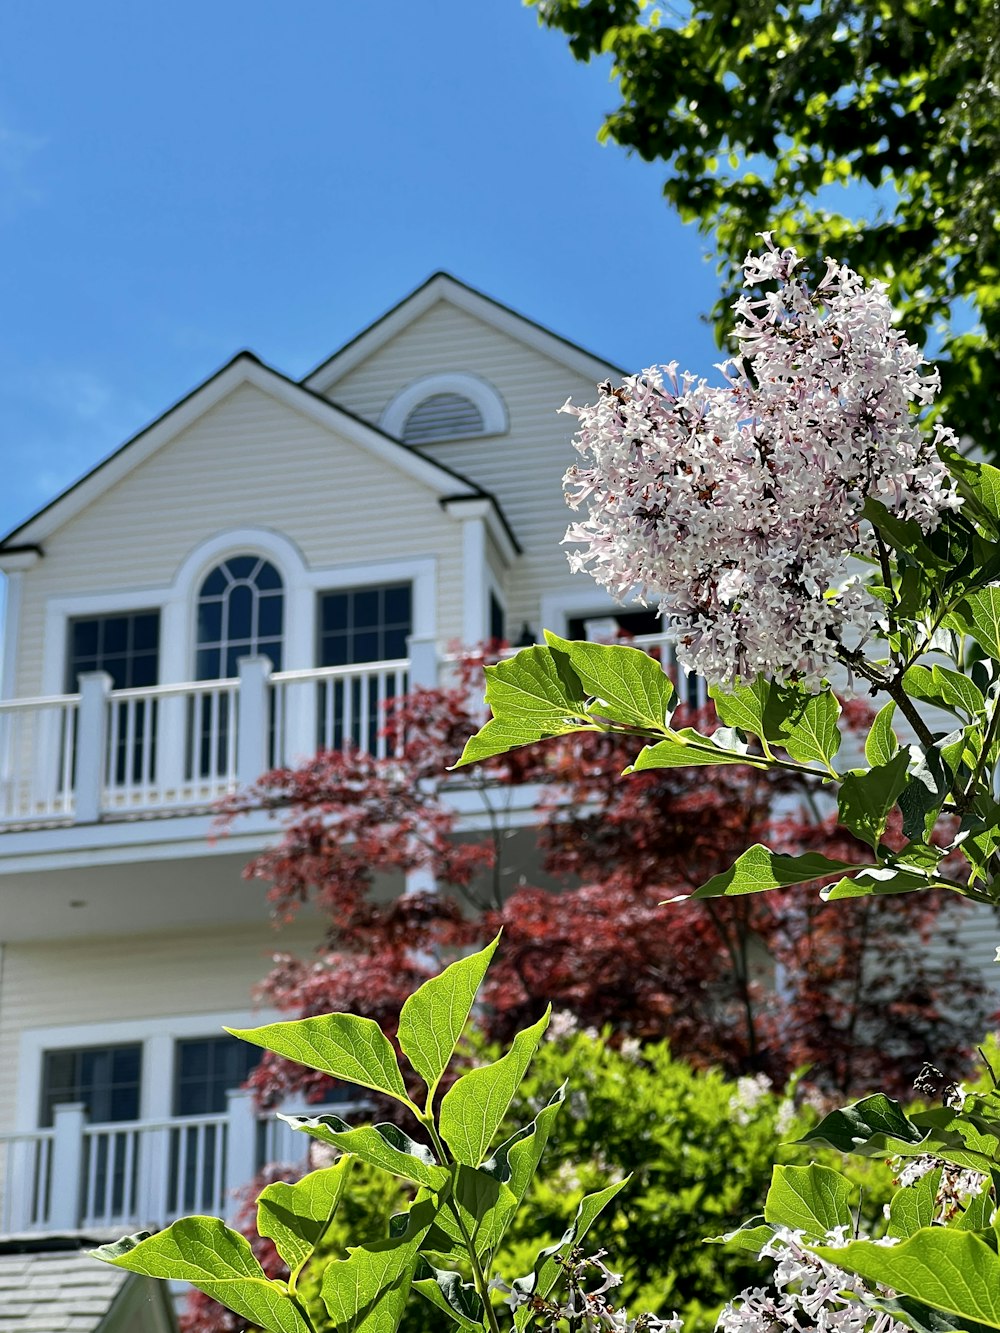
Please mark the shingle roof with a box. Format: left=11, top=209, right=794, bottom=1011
left=0, top=1242, right=174, bottom=1333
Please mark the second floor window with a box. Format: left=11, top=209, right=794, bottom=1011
left=318, top=583, right=412, bottom=667
left=66, top=611, right=160, bottom=691
left=196, top=556, right=284, bottom=679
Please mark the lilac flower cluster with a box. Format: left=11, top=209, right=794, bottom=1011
left=562, top=238, right=960, bottom=685
left=716, top=1227, right=907, bottom=1333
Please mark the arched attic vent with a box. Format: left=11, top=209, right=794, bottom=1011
left=380, top=372, right=508, bottom=444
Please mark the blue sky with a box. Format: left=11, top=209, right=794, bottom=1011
left=0, top=0, right=724, bottom=542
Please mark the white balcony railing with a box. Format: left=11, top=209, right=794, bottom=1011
left=0, top=635, right=701, bottom=833
left=0, top=655, right=418, bottom=831
left=0, top=1091, right=359, bottom=1234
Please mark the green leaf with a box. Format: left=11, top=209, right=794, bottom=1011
left=822, top=866, right=935, bottom=900
left=512, top=1178, right=631, bottom=1330
left=900, top=746, right=952, bottom=843
left=888, top=1170, right=942, bottom=1239
left=439, top=1009, right=550, bottom=1167
left=543, top=631, right=676, bottom=728
left=938, top=442, right=1000, bottom=532
left=866, top=702, right=899, bottom=767
left=667, top=844, right=867, bottom=902
left=91, top=1220, right=311, bottom=1333
left=453, top=715, right=584, bottom=767
left=864, top=496, right=949, bottom=569
left=704, top=1216, right=776, bottom=1254
left=278, top=1114, right=448, bottom=1190
left=837, top=750, right=911, bottom=849
left=452, top=646, right=591, bottom=766
left=626, top=727, right=755, bottom=772
left=413, top=1263, right=485, bottom=1330
left=398, top=934, right=501, bottom=1097
left=955, top=589, right=1000, bottom=660
left=932, top=666, right=986, bottom=718
left=796, top=1094, right=926, bottom=1156
left=865, top=1293, right=1000, bottom=1333
left=321, top=1195, right=439, bottom=1331
left=451, top=1165, right=520, bottom=1260
left=811, top=1229, right=1000, bottom=1330
left=484, top=1084, right=566, bottom=1205
left=956, top=1187, right=994, bottom=1232
left=763, top=1164, right=854, bottom=1238
left=257, top=1158, right=354, bottom=1273
left=227, top=1014, right=411, bottom=1107
left=777, top=689, right=842, bottom=769
left=709, top=674, right=812, bottom=744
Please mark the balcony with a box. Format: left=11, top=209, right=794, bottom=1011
left=0, top=656, right=414, bottom=831
left=0, top=632, right=695, bottom=835
left=0, top=1092, right=359, bottom=1235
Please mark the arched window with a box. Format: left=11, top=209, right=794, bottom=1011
left=196, top=555, right=284, bottom=679
left=402, top=393, right=484, bottom=444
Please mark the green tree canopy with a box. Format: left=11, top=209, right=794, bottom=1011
left=532, top=0, right=1000, bottom=450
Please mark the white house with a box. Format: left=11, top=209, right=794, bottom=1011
left=0, top=275, right=667, bottom=1241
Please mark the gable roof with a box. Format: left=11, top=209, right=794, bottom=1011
left=0, top=1239, right=178, bottom=1332
left=0, top=352, right=518, bottom=555
left=302, top=271, right=625, bottom=393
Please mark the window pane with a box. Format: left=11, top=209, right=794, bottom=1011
left=384, top=627, right=408, bottom=660
left=102, top=618, right=128, bottom=654
left=257, top=594, right=283, bottom=638
left=321, top=634, right=348, bottom=667
left=384, top=585, right=411, bottom=625
left=322, top=595, right=348, bottom=632
left=197, top=600, right=223, bottom=644
left=227, top=584, right=253, bottom=641
left=226, top=555, right=258, bottom=580
left=72, top=620, right=99, bottom=657
left=132, top=613, right=160, bottom=652
left=200, top=567, right=227, bottom=597
left=196, top=647, right=221, bottom=680
left=353, top=590, right=379, bottom=629
left=353, top=631, right=379, bottom=663
left=255, top=561, right=282, bottom=591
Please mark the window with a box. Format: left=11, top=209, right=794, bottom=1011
left=318, top=583, right=412, bottom=667
left=317, top=583, right=412, bottom=752
left=196, top=555, right=284, bottom=679
left=402, top=393, right=484, bottom=445
left=65, top=612, right=161, bottom=787
left=194, top=556, right=283, bottom=777
left=566, top=609, right=663, bottom=642
left=66, top=611, right=160, bottom=691
left=489, top=592, right=505, bottom=644
left=40, top=1044, right=142, bottom=1127
left=173, top=1036, right=261, bottom=1118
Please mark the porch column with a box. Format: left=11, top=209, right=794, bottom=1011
left=406, top=635, right=438, bottom=690
left=74, top=672, right=112, bottom=823
left=49, top=1102, right=86, bottom=1230
left=224, top=1088, right=258, bottom=1224
left=237, top=656, right=273, bottom=788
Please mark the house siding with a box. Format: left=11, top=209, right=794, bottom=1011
left=13, top=382, right=466, bottom=699
left=327, top=301, right=616, bottom=637
left=0, top=921, right=316, bottom=1132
